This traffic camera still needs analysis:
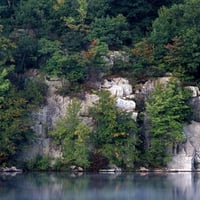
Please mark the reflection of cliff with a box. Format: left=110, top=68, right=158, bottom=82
left=168, top=173, right=200, bottom=200
left=2, top=173, right=200, bottom=200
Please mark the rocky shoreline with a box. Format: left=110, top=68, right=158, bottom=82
left=0, top=166, right=23, bottom=173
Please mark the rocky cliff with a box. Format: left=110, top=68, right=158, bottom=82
left=22, top=77, right=137, bottom=161
left=23, top=75, right=200, bottom=171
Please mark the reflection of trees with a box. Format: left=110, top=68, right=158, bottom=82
left=1, top=172, right=200, bottom=199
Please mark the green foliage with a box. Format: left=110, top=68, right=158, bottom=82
left=83, top=40, right=109, bottom=80
left=50, top=99, right=91, bottom=168
left=62, top=0, right=88, bottom=31
left=0, top=25, right=15, bottom=91
left=38, top=38, right=86, bottom=84
left=90, top=91, right=117, bottom=144
left=14, top=0, right=55, bottom=35
left=145, top=78, right=192, bottom=167
left=0, top=68, right=10, bottom=102
left=51, top=158, right=68, bottom=171
left=0, top=26, right=35, bottom=166
left=23, top=78, right=47, bottom=108
left=87, top=0, right=110, bottom=18
left=110, top=48, right=135, bottom=75
left=88, top=14, right=131, bottom=49
left=90, top=91, right=139, bottom=168
left=0, top=25, right=16, bottom=64
left=61, top=30, right=88, bottom=52
left=132, top=39, right=164, bottom=80
left=0, top=88, right=33, bottom=165
left=38, top=38, right=65, bottom=77
left=147, top=0, right=200, bottom=81
left=108, top=0, right=182, bottom=40
left=26, top=155, right=51, bottom=171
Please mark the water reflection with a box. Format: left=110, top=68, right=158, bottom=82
left=0, top=172, right=200, bottom=200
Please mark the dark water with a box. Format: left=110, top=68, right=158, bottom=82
left=0, top=172, right=200, bottom=200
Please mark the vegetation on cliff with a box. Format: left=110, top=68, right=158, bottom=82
left=0, top=0, right=199, bottom=169
left=145, top=79, right=192, bottom=167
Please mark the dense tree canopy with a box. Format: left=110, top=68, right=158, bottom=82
left=133, top=0, right=200, bottom=81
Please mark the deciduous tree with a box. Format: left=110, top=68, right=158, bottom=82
left=50, top=99, right=91, bottom=168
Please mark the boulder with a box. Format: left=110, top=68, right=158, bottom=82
left=102, top=77, right=133, bottom=97
left=99, top=164, right=122, bottom=173
left=108, top=85, right=124, bottom=97
left=116, top=98, right=136, bottom=111
left=70, top=165, right=84, bottom=172
left=0, top=166, right=22, bottom=172
left=139, top=167, right=149, bottom=172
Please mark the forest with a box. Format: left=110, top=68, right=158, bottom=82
left=0, top=0, right=199, bottom=170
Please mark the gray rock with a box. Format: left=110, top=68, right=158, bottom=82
left=102, top=77, right=133, bottom=97
left=131, top=112, right=138, bottom=121
left=116, top=97, right=136, bottom=111
left=80, top=93, right=99, bottom=116
left=168, top=121, right=200, bottom=171
left=108, top=85, right=124, bottom=97
left=190, top=96, right=200, bottom=122
left=0, top=166, right=22, bottom=172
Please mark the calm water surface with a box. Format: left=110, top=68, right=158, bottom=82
left=0, top=172, right=200, bottom=200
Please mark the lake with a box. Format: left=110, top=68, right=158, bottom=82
left=0, top=172, right=200, bottom=200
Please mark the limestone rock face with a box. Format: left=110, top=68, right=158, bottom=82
left=80, top=93, right=99, bottom=116
left=102, top=77, right=137, bottom=120
left=140, top=77, right=171, bottom=97
left=108, top=85, right=124, bottom=97
left=116, top=98, right=136, bottom=111
left=102, top=77, right=132, bottom=97
left=190, top=96, right=200, bottom=122
left=167, top=140, right=194, bottom=171
left=168, top=121, right=200, bottom=170
left=23, top=78, right=98, bottom=160
left=184, top=121, right=200, bottom=169
left=24, top=74, right=200, bottom=171
left=23, top=76, right=138, bottom=160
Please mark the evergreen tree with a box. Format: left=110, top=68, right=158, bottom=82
left=145, top=78, right=192, bottom=167
left=133, top=0, right=200, bottom=82
left=90, top=91, right=139, bottom=168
